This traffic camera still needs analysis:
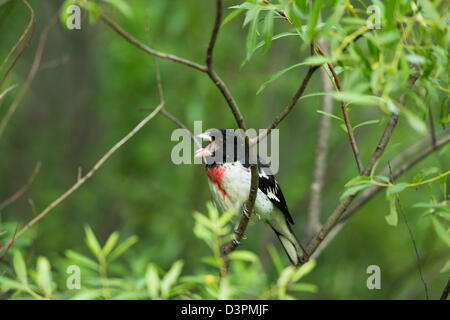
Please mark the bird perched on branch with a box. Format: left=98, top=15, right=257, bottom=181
left=195, top=128, right=307, bottom=265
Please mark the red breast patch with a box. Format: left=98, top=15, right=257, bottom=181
left=206, top=166, right=227, bottom=199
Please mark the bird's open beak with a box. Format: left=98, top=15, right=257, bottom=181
left=195, top=133, right=214, bottom=158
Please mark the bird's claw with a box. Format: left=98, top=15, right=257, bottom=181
left=234, top=228, right=247, bottom=240
left=232, top=239, right=240, bottom=246
left=241, top=203, right=250, bottom=218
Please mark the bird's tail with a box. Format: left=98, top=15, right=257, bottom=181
left=271, top=222, right=307, bottom=266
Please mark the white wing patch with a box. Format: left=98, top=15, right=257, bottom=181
left=266, top=187, right=280, bottom=201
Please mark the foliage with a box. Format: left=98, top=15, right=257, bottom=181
left=0, top=203, right=316, bottom=299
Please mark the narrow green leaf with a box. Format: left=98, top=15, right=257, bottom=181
left=102, top=231, right=119, bottom=257
left=228, top=250, right=259, bottom=263
left=84, top=225, right=102, bottom=258
left=353, top=119, right=380, bottom=130
left=36, top=256, right=52, bottom=296
left=317, top=110, right=343, bottom=122
left=257, top=62, right=308, bottom=94
left=245, top=9, right=260, bottom=60
left=108, top=235, right=138, bottom=262
left=262, top=10, right=274, bottom=53
left=340, top=184, right=371, bottom=200
left=387, top=183, right=408, bottom=195
left=221, top=8, right=245, bottom=27
left=431, top=217, right=450, bottom=247
left=146, top=263, right=160, bottom=299
left=290, top=282, right=318, bottom=293
left=305, top=0, right=322, bottom=43
left=385, top=194, right=398, bottom=226
left=161, top=260, right=184, bottom=298
left=13, top=250, right=28, bottom=286
left=65, top=250, right=99, bottom=271
left=102, top=0, right=133, bottom=17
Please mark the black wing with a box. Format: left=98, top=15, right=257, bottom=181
left=257, top=158, right=294, bottom=225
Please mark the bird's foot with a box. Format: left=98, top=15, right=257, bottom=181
left=234, top=228, right=247, bottom=240
left=232, top=239, right=240, bottom=246
left=241, top=202, right=250, bottom=218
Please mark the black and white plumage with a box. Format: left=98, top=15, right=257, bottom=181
left=195, top=129, right=307, bottom=265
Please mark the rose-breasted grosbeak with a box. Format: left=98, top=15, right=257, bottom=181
left=195, top=129, right=307, bottom=265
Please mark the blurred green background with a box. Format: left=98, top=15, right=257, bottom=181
left=0, top=0, right=448, bottom=299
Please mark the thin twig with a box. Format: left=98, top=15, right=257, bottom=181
left=0, top=102, right=164, bottom=254
left=441, top=277, right=450, bottom=300
left=314, top=43, right=363, bottom=174
left=388, top=162, right=429, bottom=300
left=0, top=0, right=36, bottom=87
left=205, top=0, right=259, bottom=256
left=312, top=133, right=450, bottom=258
left=304, top=70, right=420, bottom=259
left=341, top=134, right=450, bottom=223
left=0, top=83, right=18, bottom=102
left=251, top=64, right=319, bottom=145
left=0, top=13, right=56, bottom=139
left=0, top=162, right=41, bottom=211
left=100, top=15, right=206, bottom=72
left=428, top=105, right=437, bottom=147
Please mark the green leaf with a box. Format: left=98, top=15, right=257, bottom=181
left=267, top=244, right=283, bottom=275
left=290, top=282, right=318, bottom=293
left=84, top=225, right=102, bottom=258
left=146, top=263, right=160, bottom=299
left=440, top=259, right=450, bottom=273
left=385, top=194, right=398, bottom=226
left=13, top=250, right=28, bottom=286
left=262, top=10, right=274, bottom=53
left=222, top=8, right=245, bottom=27
left=102, top=231, right=119, bottom=256
left=305, top=0, right=322, bottom=43
left=317, top=110, right=343, bottom=122
left=161, top=260, right=184, bottom=298
left=387, top=183, right=408, bottom=195
left=108, top=235, right=138, bottom=262
left=403, top=109, right=427, bottom=135
left=303, top=55, right=333, bottom=66
left=228, top=250, right=259, bottom=263
left=36, top=256, right=52, bottom=296
left=65, top=250, right=99, bottom=271
left=439, top=96, right=449, bottom=129
left=340, top=184, right=371, bottom=200
left=102, top=0, right=132, bottom=18
left=292, top=260, right=316, bottom=282
left=257, top=62, right=309, bottom=94
left=431, top=217, right=450, bottom=247
left=245, top=8, right=260, bottom=60
left=344, top=176, right=372, bottom=187
left=353, top=119, right=380, bottom=130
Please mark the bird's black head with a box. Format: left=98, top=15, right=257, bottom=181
left=195, top=128, right=248, bottom=167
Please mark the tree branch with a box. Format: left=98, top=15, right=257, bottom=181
left=441, top=277, right=450, bottom=300
left=0, top=101, right=164, bottom=254
left=0, top=0, right=36, bottom=88
left=251, top=64, right=319, bottom=145
left=204, top=0, right=259, bottom=256
left=314, top=43, right=363, bottom=174
left=388, top=162, right=429, bottom=300
left=0, top=11, right=54, bottom=140
left=304, top=40, right=332, bottom=242
left=304, top=69, right=420, bottom=259
left=100, top=15, right=207, bottom=72
left=311, top=133, right=450, bottom=258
